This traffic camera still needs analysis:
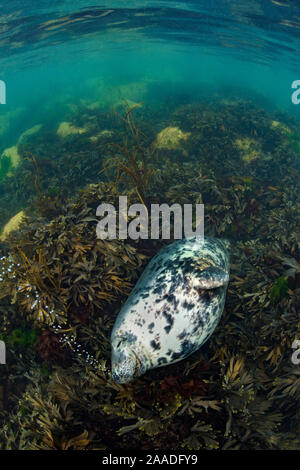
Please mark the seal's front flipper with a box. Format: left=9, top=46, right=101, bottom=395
left=192, top=266, right=229, bottom=289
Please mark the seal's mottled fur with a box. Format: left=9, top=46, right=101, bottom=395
left=111, top=237, right=230, bottom=383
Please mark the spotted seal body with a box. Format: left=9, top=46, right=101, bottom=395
left=111, top=236, right=230, bottom=383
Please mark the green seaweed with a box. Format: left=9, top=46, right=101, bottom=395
left=7, top=328, right=37, bottom=350
left=269, top=276, right=289, bottom=302
left=0, top=155, right=12, bottom=180
left=287, top=132, right=300, bottom=153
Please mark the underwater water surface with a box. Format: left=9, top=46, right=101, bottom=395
left=0, top=0, right=299, bottom=451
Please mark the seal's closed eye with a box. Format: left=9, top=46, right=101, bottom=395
left=192, top=266, right=229, bottom=289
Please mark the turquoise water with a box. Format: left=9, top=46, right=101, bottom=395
left=1, top=0, right=300, bottom=149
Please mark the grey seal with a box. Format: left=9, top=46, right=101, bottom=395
left=111, top=236, right=230, bottom=383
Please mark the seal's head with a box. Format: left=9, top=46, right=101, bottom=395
left=111, top=337, right=148, bottom=384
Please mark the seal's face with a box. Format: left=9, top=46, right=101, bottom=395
left=111, top=340, right=138, bottom=383
left=111, top=338, right=149, bottom=383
